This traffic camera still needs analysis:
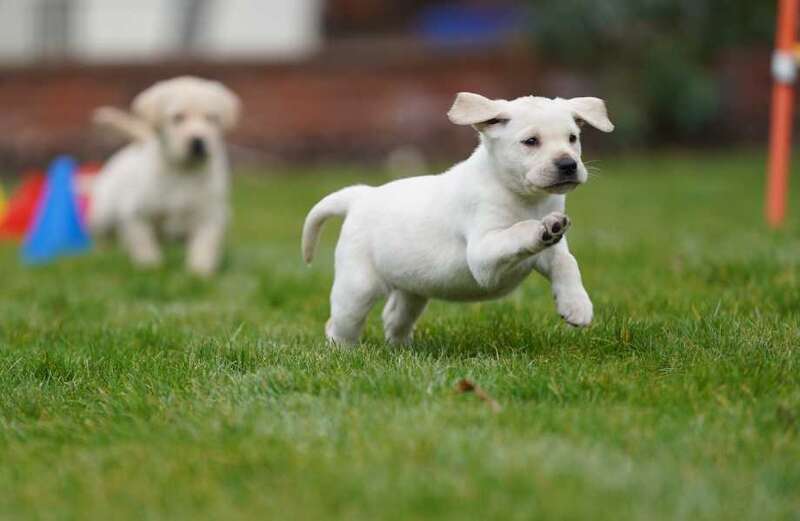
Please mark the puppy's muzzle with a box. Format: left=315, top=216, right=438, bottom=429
left=189, top=137, right=208, bottom=160
left=554, top=156, right=578, bottom=179
left=537, top=156, right=581, bottom=193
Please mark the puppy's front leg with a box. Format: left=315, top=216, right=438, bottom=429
left=187, top=221, right=225, bottom=277
left=120, top=219, right=163, bottom=268
left=533, top=240, right=593, bottom=327
left=467, top=212, right=570, bottom=289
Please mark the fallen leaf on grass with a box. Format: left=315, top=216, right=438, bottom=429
left=455, top=378, right=502, bottom=413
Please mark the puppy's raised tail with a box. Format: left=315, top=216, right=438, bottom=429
left=302, top=185, right=370, bottom=264
left=93, top=106, right=153, bottom=142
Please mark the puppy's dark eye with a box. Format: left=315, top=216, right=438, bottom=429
left=172, top=112, right=186, bottom=124
left=483, top=118, right=506, bottom=125
left=522, top=136, right=540, bottom=146
left=206, top=113, right=221, bottom=125
left=569, top=133, right=577, bottom=143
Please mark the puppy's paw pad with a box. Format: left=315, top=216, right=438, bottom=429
left=540, top=212, right=571, bottom=245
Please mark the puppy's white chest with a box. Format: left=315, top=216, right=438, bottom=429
left=371, top=201, right=543, bottom=301
left=160, top=181, right=205, bottom=213
left=405, top=239, right=535, bottom=301
left=144, top=174, right=219, bottom=234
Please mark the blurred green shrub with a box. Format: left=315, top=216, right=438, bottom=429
left=530, top=0, right=774, bottom=144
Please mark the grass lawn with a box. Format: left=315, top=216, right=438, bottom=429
left=0, top=151, right=799, bottom=520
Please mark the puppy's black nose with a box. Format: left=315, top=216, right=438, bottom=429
left=190, top=137, right=207, bottom=158
left=554, top=156, right=577, bottom=177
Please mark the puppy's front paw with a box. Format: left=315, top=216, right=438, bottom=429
left=540, top=212, right=571, bottom=246
left=556, top=288, right=593, bottom=327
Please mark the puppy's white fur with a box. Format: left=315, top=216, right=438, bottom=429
left=89, top=76, right=240, bottom=276
left=303, top=92, right=613, bottom=344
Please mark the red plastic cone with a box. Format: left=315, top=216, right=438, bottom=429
left=0, top=171, right=46, bottom=240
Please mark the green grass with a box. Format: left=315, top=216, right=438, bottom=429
left=1, top=151, right=799, bottom=520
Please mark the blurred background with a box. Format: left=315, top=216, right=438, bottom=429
left=0, top=0, right=777, bottom=171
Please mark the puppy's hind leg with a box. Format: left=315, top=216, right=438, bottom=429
left=326, top=264, right=383, bottom=346
left=382, top=290, right=428, bottom=345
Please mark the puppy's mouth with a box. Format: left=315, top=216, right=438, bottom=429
left=177, top=154, right=208, bottom=170
left=541, top=180, right=581, bottom=194
left=526, top=178, right=582, bottom=195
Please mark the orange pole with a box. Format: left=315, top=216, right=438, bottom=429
left=766, top=0, right=799, bottom=228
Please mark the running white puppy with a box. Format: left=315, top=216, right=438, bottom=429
left=303, top=92, right=613, bottom=344
left=89, top=76, right=240, bottom=276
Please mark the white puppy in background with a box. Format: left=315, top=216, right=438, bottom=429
left=89, top=76, right=240, bottom=276
left=303, top=92, right=613, bottom=345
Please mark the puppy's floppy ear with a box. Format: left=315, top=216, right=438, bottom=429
left=132, top=80, right=174, bottom=126
left=447, top=92, right=506, bottom=126
left=562, top=97, right=614, bottom=132
left=209, top=81, right=241, bottom=132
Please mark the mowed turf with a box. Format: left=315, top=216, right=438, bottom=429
left=0, top=151, right=798, bottom=520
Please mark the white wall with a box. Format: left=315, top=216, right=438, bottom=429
left=201, top=0, right=323, bottom=60
left=0, top=1, right=38, bottom=64
left=73, top=0, right=175, bottom=62
left=0, top=0, right=324, bottom=65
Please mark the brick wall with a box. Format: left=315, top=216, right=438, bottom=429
left=0, top=43, right=771, bottom=171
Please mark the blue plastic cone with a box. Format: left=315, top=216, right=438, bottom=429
left=22, top=156, right=92, bottom=264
